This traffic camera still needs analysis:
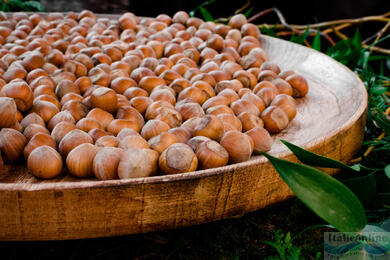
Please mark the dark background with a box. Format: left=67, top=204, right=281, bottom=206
left=41, top=0, right=389, bottom=24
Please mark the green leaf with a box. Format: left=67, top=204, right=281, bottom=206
left=385, top=165, right=390, bottom=179
left=244, top=7, right=254, bottom=18
left=23, top=1, right=45, bottom=11
left=262, top=152, right=367, bottom=232
left=280, top=140, right=358, bottom=171
left=343, top=172, right=376, bottom=206
left=352, top=29, right=362, bottom=49
left=290, top=29, right=311, bottom=45
left=199, top=7, right=214, bottom=21
left=312, top=30, right=321, bottom=51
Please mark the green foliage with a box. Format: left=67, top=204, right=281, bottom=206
left=189, top=0, right=216, bottom=20
left=311, top=30, right=321, bottom=51
left=289, top=29, right=311, bottom=45
left=262, top=231, right=304, bottom=260
left=0, top=0, right=45, bottom=11
left=262, top=150, right=367, bottom=232
left=280, top=140, right=358, bottom=172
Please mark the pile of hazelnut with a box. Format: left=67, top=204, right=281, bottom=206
left=0, top=10, right=308, bottom=180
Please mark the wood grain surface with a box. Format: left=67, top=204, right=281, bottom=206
left=0, top=31, right=367, bottom=240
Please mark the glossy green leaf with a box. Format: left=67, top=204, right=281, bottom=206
left=262, top=152, right=367, bottom=232
left=199, top=7, right=214, bottom=21
left=312, top=30, right=321, bottom=51
left=343, top=172, right=376, bottom=206
left=280, top=140, right=358, bottom=171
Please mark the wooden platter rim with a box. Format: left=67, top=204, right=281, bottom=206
left=0, top=34, right=367, bottom=192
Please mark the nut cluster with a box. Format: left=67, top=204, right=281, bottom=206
left=0, top=10, right=309, bottom=179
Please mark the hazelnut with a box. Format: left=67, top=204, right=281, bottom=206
left=257, top=70, right=278, bottom=82
left=158, top=143, right=198, bottom=174
left=61, top=100, right=89, bottom=122
left=141, top=119, right=170, bottom=140
left=202, top=96, right=230, bottom=110
left=241, top=23, right=260, bottom=38
left=61, top=93, right=83, bottom=106
left=150, top=89, right=176, bottom=105
left=47, top=111, right=75, bottom=131
left=245, top=127, right=273, bottom=153
left=76, top=118, right=103, bottom=132
left=75, top=76, right=92, bottom=95
left=145, top=100, right=174, bottom=120
left=195, top=140, right=229, bottom=169
left=238, top=111, right=264, bottom=132
left=88, top=128, right=111, bottom=142
left=86, top=108, right=114, bottom=129
left=51, top=122, right=77, bottom=144
left=107, top=119, right=141, bottom=135
left=271, top=94, right=297, bottom=121
left=217, top=113, right=242, bottom=132
left=215, top=79, right=243, bottom=94
left=55, top=79, right=80, bottom=99
left=116, top=128, right=140, bottom=141
left=217, top=88, right=240, bottom=104
left=30, top=100, right=59, bottom=122
left=261, top=105, right=289, bottom=133
left=119, top=135, right=149, bottom=150
left=220, top=130, right=254, bottom=163
left=228, top=14, right=247, bottom=29
left=118, top=148, right=159, bottom=179
left=90, top=87, right=118, bottom=113
left=2, top=80, right=33, bottom=111
left=23, top=132, right=56, bottom=159
left=93, top=147, right=123, bottom=180
left=175, top=102, right=205, bottom=121
left=278, top=70, right=295, bottom=80
left=130, top=67, right=155, bottom=83
left=272, top=78, right=293, bottom=96
left=192, top=80, right=215, bottom=97
left=66, top=143, right=99, bottom=178
left=177, top=86, right=209, bottom=105
left=116, top=106, right=145, bottom=128
left=233, top=70, right=257, bottom=89
left=0, top=97, right=17, bottom=128
left=110, top=77, right=136, bottom=94
left=34, top=94, right=61, bottom=110
left=0, top=128, right=27, bottom=163
left=193, top=115, right=224, bottom=141
left=241, top=92, right=266, bottom=113
left=148, top=132, right=179, bottom=154
left=27, top=146, right=63, bottom=179
left=231, top=99, right=260, bottom=116
left=285, top=74, right=309, bottom=98
left=138, top=76, right=166, bottom=93
left=256, top=87, right=278, bottom=107
left=130, top=96, right=153, bottom=115
left=58, top=129, right=93, bottom=158
left=206, top=104, right=234, bottom=116
left=20, top=112, right=45, bottom=128
left=169, top=78, right=191, bottom=94
left=260, top=61, right=281, bottom=74
left=168, top=127, right=192, bottom=144
left=95, top=136, right=119, bottom=148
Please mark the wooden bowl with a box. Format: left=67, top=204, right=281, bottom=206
left=0, top=34, right=367, bottom=241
